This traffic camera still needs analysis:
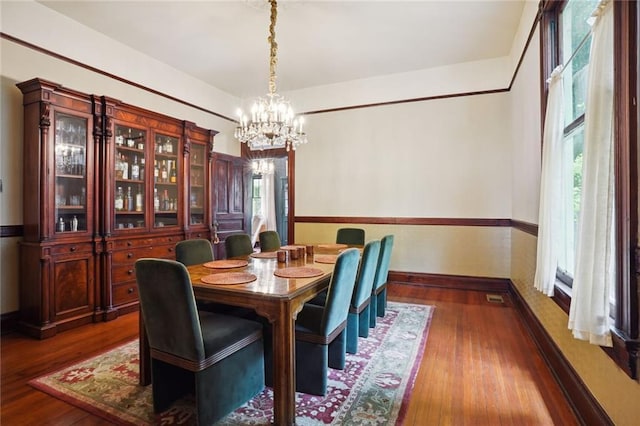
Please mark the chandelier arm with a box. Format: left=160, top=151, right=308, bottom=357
left=268, top=0, right=278, bottom=95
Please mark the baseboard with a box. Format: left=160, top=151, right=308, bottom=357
left=508, top=282, right=613, bottom=426
left=1, top=311, right=19, bottom=335
left=388, top=270, right=510, bottom=293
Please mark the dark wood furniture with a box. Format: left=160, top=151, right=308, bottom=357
left=18, top=79, right=98, bottom=339
left=139, top=253, right=333, bottom=426
left=17, top=78, right=216, bottom=338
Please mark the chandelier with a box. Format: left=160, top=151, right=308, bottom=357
left=252, top=159, right=275, bottom=175
left=235, top=0, right=308, bottom=151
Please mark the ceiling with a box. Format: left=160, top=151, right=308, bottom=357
left=38, top=1, right=526, bottom=99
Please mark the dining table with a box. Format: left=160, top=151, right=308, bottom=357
left=138, top=244, right=345, bottom=426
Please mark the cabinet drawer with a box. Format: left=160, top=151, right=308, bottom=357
left=112, top=263, right=137, bottom=283
left=112, top=235, right=182, bottom=250
left=113, top=282, right=138, bottom=306
left=51, top=242, right=93, bottom=256
left=112, top=243, right=177, bottom=264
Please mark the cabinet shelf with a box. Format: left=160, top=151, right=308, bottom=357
left=116, top=145, right=144, bottom=154
left=57, top=174, right=85, bottom=179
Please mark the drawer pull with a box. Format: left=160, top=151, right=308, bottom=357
left=127, top=242, right=133, bottom=247
left=168, top=237, right=173, bottom=242
left=128, top=269, right=133, bottom=275
left=168, top=247, right=173, bottom=252
left=70, top=246, right=76, bottom=252
left=127, top=252, right=133, bottom=258
left=127, top=287, right=134, bottom=294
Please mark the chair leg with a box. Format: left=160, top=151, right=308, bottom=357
left=377, top=287, right=387, bottom=317
left=328, top=329, right=347, bottom=370
left=369, top=293, right=378, bottom=328
left=359, top=305, right=370, bottom=338
left=195, top=340, right=265, bottom=425
left=346, top=313, right=359, bottom=354
left=295, top=340, right=328, bottom=396
left=150, top=359, right=193, bottom=413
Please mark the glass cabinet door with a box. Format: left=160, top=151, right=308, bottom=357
left=114, top=124, right=146, bottom=230
left=54, top=113, right=88, bottom=234
left=153, top=133, right=179, bottom=228
left=189, top=144, right=206, bottom=225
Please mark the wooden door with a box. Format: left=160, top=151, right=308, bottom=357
left=212, top=153, right=246, bottom=259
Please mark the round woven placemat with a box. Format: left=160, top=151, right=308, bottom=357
left=314, top=254, right=338, bottom=264
left=200, top=272, right=257, bottom=285
left=274, top=266, right=324, bottom=278
left=250, top=251, right=278, bottom=259
left=317, top=243, right=348, bottom=250
left=203, top=259, right=248, bottom=269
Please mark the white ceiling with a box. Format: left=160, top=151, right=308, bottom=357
left=38, top=0, right=526, bottom=99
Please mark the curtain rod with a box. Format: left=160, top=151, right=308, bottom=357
left=560, top=30, right=591, bottom=75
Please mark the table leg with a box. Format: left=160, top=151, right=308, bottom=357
left=139, top=309, right=151, bottom=386
left=271, top=306, right=297, bottom=425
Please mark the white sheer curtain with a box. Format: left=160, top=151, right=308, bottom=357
left=261, top=172, right=277, bottom=232
left=568, top=0, right=614, bottom=347
left=534, top=65, right=565, bottom=296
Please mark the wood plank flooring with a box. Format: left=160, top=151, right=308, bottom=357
left=1, top=284, right=579, bottom=425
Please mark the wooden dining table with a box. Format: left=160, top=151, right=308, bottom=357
left=138, top=246, right=338, bottom=426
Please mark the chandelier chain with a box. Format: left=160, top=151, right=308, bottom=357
left=268, top=0, right=278, bottom=95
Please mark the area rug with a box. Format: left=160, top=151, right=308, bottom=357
left=30, top=301, right=433, bottom=425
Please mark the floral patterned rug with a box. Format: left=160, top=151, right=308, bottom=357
left=30, top=302, right=433, bottom=425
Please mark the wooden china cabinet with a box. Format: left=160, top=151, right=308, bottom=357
left=17, top=79, right=216, bottom=337
left=17, top=79, right=99, bottom=338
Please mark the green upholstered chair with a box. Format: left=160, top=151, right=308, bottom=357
left=258, top=230, right=281, bottom=252
left=224, top=233, right=254, bottom=258
left=264, top=248, right=360, bottom=396
left=175, top=238, right=214, bottom=266
left=175, top=238, right=252, bottom=318
left=336, top=227, right=365, bottom=246
left=308, top=240, right=381, bottom=354
left=135, top=258, right=265, bottom=424
left=369, top=235, right=394, bottom=328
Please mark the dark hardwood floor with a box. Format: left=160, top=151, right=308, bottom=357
left=1, top=284, right=578, bottom=425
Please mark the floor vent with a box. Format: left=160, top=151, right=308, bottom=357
left=486, top=294, right=504, bottom=304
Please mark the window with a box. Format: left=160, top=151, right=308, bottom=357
left=541, top=0, right=639, bottom=380
left=555, top=0, right=599, bottom=286
left=252, top=176, right=263, bottom=217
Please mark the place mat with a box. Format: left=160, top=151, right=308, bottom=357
left=200, top=272, right=257, bottom=285
left=314, top=254, right=338, bottom=264
left=318, top=243, right=348, bottom=250
left=203, top=259, right=248, bottom=269
left=250, top=251, right=278, bottom=259
left=279, top=245, right=305, bottom=250
left=274, top=266, right=324, bottom=278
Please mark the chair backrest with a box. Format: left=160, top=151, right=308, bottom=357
left=351, top=240, right=381, bottom=309
left=336, top=228, right=365, bottom=246
left=321, top=248, right=360, bottom=335
left=259, top=230, right=281, bottom=252
left=135, top=258, right=205, bottom=361
left=372, top=235, right=394, bottom=291
left=225, top=233, right=254, bottom=258
left=175, top=238, right=214, bottom=266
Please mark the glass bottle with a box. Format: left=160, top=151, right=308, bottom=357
left=135, top=186, right=143, bottom=212
left=71, top=215, right=78, bottom=232
left=121, top=154, right=129, bottom=180
left=162, top=189, right=170, bottom=211
left=170, top=161, right=177, bottom=183
left=57, top=217, right=65, bottom=232
left=139, top=157, right=145, bottom=180
left=115, top=186, right=124, bottom=211
left=165, top=138, right=173, bottom=154
left=126, top=186, right=133, bottom=211
left=154, top=160, right=159, bottom=183
left=131, top=155, right=140, bottom=180
left=161, top=161, right=168, bottom=183
left=154, top=187, right=160, bottom=211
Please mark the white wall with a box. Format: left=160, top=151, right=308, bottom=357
left=0, top=0, right=532, bottom=310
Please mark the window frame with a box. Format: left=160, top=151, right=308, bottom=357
left=540, top=0, right=639, bottom=381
